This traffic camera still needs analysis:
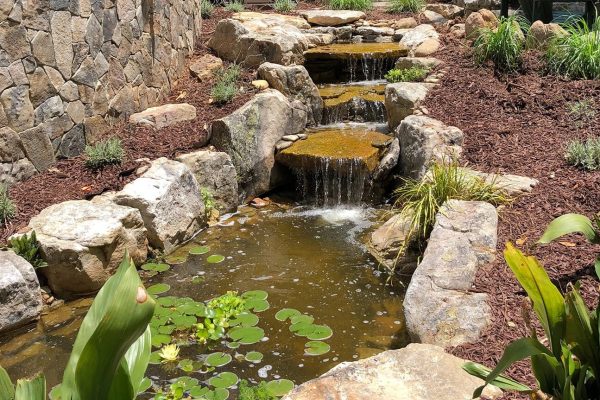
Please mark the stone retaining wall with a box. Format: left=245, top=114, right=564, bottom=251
left=0, top=0, right=201, bottom=183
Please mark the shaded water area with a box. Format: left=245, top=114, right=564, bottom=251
left=0, top=205, right=408, bottom=395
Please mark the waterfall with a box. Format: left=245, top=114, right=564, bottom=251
left=321, top=98, right=386, bottom=125
left=347, top=55, right=396, bottom=82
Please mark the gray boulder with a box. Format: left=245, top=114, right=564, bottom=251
left=176, top=150, right=239, bottom=213
left=257, top=62, right=323, bottom=127
left=368, top=211, right=419, bottom=273
left=113, top=158, right=206, bottom=254
left=299, top=10, right=365, bottom=26
left=372, top=137, right=400, bottom=181
left=399, top=24, right=440, bottom=56
left=283, top=343, right=502, bottom=400
left=211, top=90, right=306, bottom=199
left=396, top=115, right=464, bottom=179
left=404, top=200, right=497, bottom=347
left=0, top=251, right=42, bottom=333
left=29, top=200, right=148, bottom=298
left=385, top=82, right=433, bottom=131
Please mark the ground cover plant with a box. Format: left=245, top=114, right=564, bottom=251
left=565, top=137, right=600, bottom=170
left=224, top=0, right=244, bottom=12
left=328, top=0, right=372, bottom=11
left=84, top=137, right=125, bottom=170
left=8, top=231, right=47, bottom=269
left=473, top=16, right=525, bottom=72
left=567, top=99, right=597, bottom=127
left=0, top=185, right=15, bottom=225
left=384, top=67, right=429, bottom=82
left=212, top=64, right=242, bottom=104
left=386, top=0, right=424, bottom=13
left=546, top=17, right=600, bottom=80
left=201, top=0, right=214, bottom=18
left=273, top=0, right=296, bottom=12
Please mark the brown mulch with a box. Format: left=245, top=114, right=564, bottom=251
left=1, top=8, right=258, bottom=242
left=424, top=34, right=600, bottom=397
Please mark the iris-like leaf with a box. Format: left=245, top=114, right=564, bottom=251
left=538, top=213, right=599, bottom=244
left=0, top=366, right=14, bottom=400
left=462, top=362, right=531, bottom=392
left=14, top=375, right=45, bottom=400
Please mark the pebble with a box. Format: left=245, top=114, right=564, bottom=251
left=282, top=134, right=299, bottom=142
left=275, top=141, right=293, bottom=151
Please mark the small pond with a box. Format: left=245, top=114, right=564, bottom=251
left=0, top=202, right=408, bottom=397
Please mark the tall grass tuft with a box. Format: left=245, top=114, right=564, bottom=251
left=84, top=137, right=124, bottom=170
left=201, top=0, right=214, bottom=18
left=473, top=16, right=525, bottom=72
left=0, top=184, right=15, bottom=224
left=328, top=0, right=373, bottom=11
left=392, top=163, right=511, bottom=259
left=565, top=137, right=600, bottom=170
left=225, top=0, right=245, bottom=12
left=387, top=0, right=424, bottom=13
left=211, top=64, right=241, bottom=104
left=546, top=17, right=600, bottom=80
left=273, top=0, right=296, bottom=12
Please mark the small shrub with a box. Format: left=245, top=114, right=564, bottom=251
left=0, top=185, right=15, bottom=224
left=384, top=67, right=429, bottom=82
left=222, top=64, right=241, bottom=83
left=201, top=0, right=214, bottom=18
left=386, top=0, right=424, bottom=13
left=567, top=98, right=597, bottom=128
left=224, top=0, right=244, bottom=12
left=211, top=64, right=241, bottom=104
left=200, top=187, right=216, bottom=217
left=9, top=231, right=47, bottom=269
left=565, top=137, right=600, bottom=170
left=546, top=17, right=600, bottom=79
left=239, top=380, right=277, bottom=400
left=473, top=16, right=525, bottom=72
left=328, top=0, right=372, bottom=11
left=84, top=137, right=124, bottom=169
left=273, top=0, right=296, bottom=12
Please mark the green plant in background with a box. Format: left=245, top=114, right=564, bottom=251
left=201, top=187, right=216, bottom=217
left=239, top=380, right=277, bottom=400
left=386, top=0, right=424, bottom=13
left=273, top=0, right=296, bottom=12
left=84, top=137, right=125, bottom=170
left=211, top=64, right=241, bottom=104
left=328, top=0, right=372, bottom=11
left=0, top=185, right=15, bottom=225
left=0, top=254, right=155, bottom=400
left=567, top=98, right=597, bottom=127
left=473, top=16, right=525, bottom=72
left=201, top=0, right=214, bottom=18
left=9, top=231, right=47, bottom=269
left=196, top=291, right=247, bottom=343
left=464, top=211, right=600, bottom=399
left=565, top=137, right=600, bottom=170
left=392, top=163, right=510, bottom=269
left=384, top=67, right=429, bottom=83
left=224, top=0, right=244, bottom=12
left=547, top=17, right=600, bottom=80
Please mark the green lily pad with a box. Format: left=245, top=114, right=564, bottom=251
left=305, top=341, right=330, bottom=356
left=157, top=324, right=176, bottom=335
left=204, top=388, right=229, bottom=400
left=172, top=314, right=197, bottom=330
left=242, top=290, right=268, bottom=300
left=165, top=254, right=187, bottom=265
left=290, top=314, right=314, bottom=325
left=226, top=341, right=241, bottom=349
left=189, top=386, right=211, bottom=397
left=244, top=351, right=263, bottom=363
left=244, top=298, right=270, bottom=312
left=228, top=326, right=265, bottom=345
left=189, top=245, right=210, bottom=255
left=149, top=350, right=162, bottom=364
left=141, top=262, right=171, bottom=272
left=266, top=379, right=294, bottom=396
left=177, top=302, right=207, bottom=316
left=289, top=322, right=316, bottom=337
left=151, top=334, right=171, bottom=347
left=208, top=372, right=239, bottom=389
left=275, top=308, right=301, bottom=321
left=179, top=358, right=195, bottom=372
left=306, top=324, right=333, bottom=340
left=229, top=312, right=259, bottom=327
left=147, top=283, right=170, bottom=295
left=205, top=352, right=233, bottom=367
left=207, top=254, right=226, bottom=263
left=156, top=296, right=178, bottom=307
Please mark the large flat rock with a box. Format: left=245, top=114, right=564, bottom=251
left=299, top=10, right=365, bottom=26
left=385, top=82, right=434, bottom=131
left=304, top=42, right=408, bottom=60
left=283, top=343, right=502, bottom=400
left=404, top=200, right=497, bottom=347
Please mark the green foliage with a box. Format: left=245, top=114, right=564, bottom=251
left=565, top=137, right=600, bottom=170
left=328, top=0, right=372, bottom=11
left=546, top=17, right=600, bottom=80
left=384, top=67, right=429, bottom=83
left=386, top=0, right=424, bottom=13
left=0, top=254, right=155, bottom=400
left=0, top=185, right=15, bottom=224
left=200, top=187, right=216, bottom=216
left=567, top=98, right=597, bottom=127
left=473, top=16, right=525, bottom=72
left=465, top=239, right=600, bottom=399
left=392, top=163, right=511, bottom=266
left=273, top=0, right=296, bottom=12
left=84, top=137, right=124, bottom=170
left=9, top=231, right=47, bottom=269
left=211, top=65, right=241, bottom=104
left=239, top=380, right=277, bottom=400
left=201, top=0, right=214, bottom=18
left=224, top=0, right=244, bottom=12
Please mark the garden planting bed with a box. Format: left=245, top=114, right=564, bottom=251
left=424, top=33, right=600, bottom=396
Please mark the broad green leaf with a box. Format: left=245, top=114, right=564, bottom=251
left=241, top=290, right=268, bottom=301
left=59, top=254, right=156, bottom=400
left=228, top=326, right=265, bottom=344
left=305, top=341, right=330, bottom=356
left=205, top=352, right=232, bottom=367
left=141, top=263, right=170, bottom=272
left=290, top=315, right=314, bottom=325
left=189, top=246, right=210, bottom=255
left=0, top=366, right=14, bottom=400
left=122, top=326, right=152, bottom=394
left=14, top=375, right=45, bottom=400
left=265, top=379, right=294, bottom=396
left=229, top=313, right=259, bottom=327
left=471, top=337, right=551, bottom=398
left=207, top=255, right=225, bottom=264
left=504, top=243, right=565, bottom=356
left=147, top=283, right=170, bottom=295
left=565, top=289, right=600, bottom=373
left=306, top=325, right=333, bottom=340
left=208, top=372, right=238, bottom=389
left=531, top=353, right=561, bottom=395
left=275, top=308, right=301, bottom=321
left=462, top=362, right=532, bottom=392
left=244, top=351, right=263, bottom=363
left=538, top=213, right=599, bottom=244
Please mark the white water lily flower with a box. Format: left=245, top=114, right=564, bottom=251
left=159, top=344, right=180, bottom=363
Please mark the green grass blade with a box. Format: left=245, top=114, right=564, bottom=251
left=462, top=362, right=532, bottom=392
left=0, top=366, right=14, bottom=400
left=565, top=289, right=600, bottom=373
left=538, top=213, right=600, bottom=244
left=14, top=375, right=45, bottom=400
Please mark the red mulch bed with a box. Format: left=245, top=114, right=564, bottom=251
left=424, top=34, right=600, bottom=398
left=1, top=8, right=257, bottom=242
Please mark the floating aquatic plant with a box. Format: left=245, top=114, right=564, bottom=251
left=158, top=344, right=180, bottom=363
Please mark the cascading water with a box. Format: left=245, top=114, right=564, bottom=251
left=348, top=55, right=396, bottom=82
left=321, top=97, right=386, bottom=125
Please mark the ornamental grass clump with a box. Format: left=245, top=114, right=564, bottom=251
left=273, top=0, right=296, bottom=12
left=328, top=0, right=372, bottom=11
left=386, top=0, right=424, bottom=13
left=211, top=64, right=241, bottom=104
left=0, top=184, right=15, bottom=224
left=565, top=136, right=600, bottom=170
left=546, top=17, right=600, bottom=79
left=201, top=0, right=214, bottom=18
left=84, top=137, right=124, bottom=169
left=384, top=67, right=429, bottom=82
left=224, top=0, right=244, bottom=12
left=473, top=16, right=525, bottom=72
